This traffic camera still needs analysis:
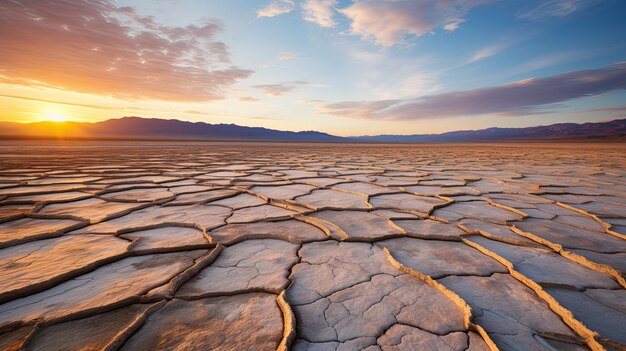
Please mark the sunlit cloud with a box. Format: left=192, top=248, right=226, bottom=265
left=254, top=84, right=296, bottom=96
left=302, top=0, right=338, bottom=27
left=257, top=0, right=295, bottom=18
left=444, top=19, right=464, bottom=32
left=183, top=110, right=209, bottom=115
left=321, top=62, right=626, bottom=120
left=339, top=0, right=490, bottom=46
left=0, top=93, right=154, bottom=115
left=0, top=0, right=252, bottom=102
left=254, top=81, right=324, bottom=96
left=0, top=94, right=116, bottom=111
left=301, top=99, right=324, bottom=104
left=239, top=96, right=261, bottom=102
left=278, top=52, right=299, bottom=61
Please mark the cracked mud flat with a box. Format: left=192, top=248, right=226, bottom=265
left=0, top=141, right=625, bottom=351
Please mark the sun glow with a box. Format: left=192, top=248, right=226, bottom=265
left=47, top=114, right=67, bottom=122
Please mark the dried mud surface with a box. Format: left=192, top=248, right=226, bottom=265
left=0, top=141, right=625, bottom=351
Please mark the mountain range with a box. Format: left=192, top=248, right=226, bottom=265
left=1, top=117, right=625, bottom=142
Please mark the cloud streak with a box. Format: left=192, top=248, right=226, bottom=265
left=339, top=0, right=490, bottom=46
left=468, top=45, right=503, bottom=63
left=519, top=0, right=600, bottom=20
left=254, top=84, right=296, bottom=96
left=0, top=94, right=117, bottom=110
left=321, top=62, right=626, bottom=120
left=0, top=0, right=252, bottom=102
left=239, top=96, right=261, bottom=102
left=254, top=81, right=323, bottom=96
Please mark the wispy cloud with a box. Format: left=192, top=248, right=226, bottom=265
left=257, top=0, right=295, bottom=18
left=302, top=0, right=337, bottom=27
left=468, top=45, right=503, bottom=63
left=0, top=0, right=252, bottom=102
left=342, top=44, right=441, bottom=100
left=586, top=106, right=626, bottom=113
left=0, top=94, right=117, bottom=110
left=254, top=84, right=296, bottom=96
left=321, top=62, right=626, bottom=120
left=0, top=94, right=153, bottom=113
left=239, top=96, right=260, bottom=102
left=254, top=81, right=324, bottom=96
left=519, top=0, right=601, bottom=20
left=183, top=110, right=209, bottom=115
left=278, top=51, right=299, bottom=61
left=339, top=0, right=490, bottom=46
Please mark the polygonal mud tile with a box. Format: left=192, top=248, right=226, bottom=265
left=73, top=204, right=232, bottom=234
left=177, top=239, right=298, bottom=297
left=379, top=237, right=507, bottom=278
left=121, top=293, right=284, bottom=351
left=310, top=210, right=404, bottom=241
left=0, top=234, right=130, bottom=303
left=0, top=217, right=84, bottom=248
left=332, top=182, right=401, bottom=196
left=227, top=204, right=298, bottom=224
left=433, top=201, right=524, bottom=224
left=121, top=227, right=209, bottom=252
left=38, top=198, right=144, bottom=223
left=0, top=250, right=209, bottom=330
left=393, top=219, right=465, bottom=241
left=467, top=236, right=620, bottom=289
left=295, top=189, right=371, bottom=210
left=545, top=287, right=626, bottom=347
left=210, top=219, right=328, bottom=245
left=251, top=184, right=316, bottom=200
left=439, top=274, right=587, bottom=351
left=370, top=193, right=447, bottom=214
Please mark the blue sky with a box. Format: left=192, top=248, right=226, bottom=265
left=1, top=0, right=625, bottom=135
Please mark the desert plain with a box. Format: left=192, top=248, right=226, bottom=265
left=0, top=141, right=624, bottom=351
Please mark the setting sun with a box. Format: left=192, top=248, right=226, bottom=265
left=47, top=114, right=67, bottom=122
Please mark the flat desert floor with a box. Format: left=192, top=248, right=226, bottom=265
left=0, top=141, right=625, bottom=351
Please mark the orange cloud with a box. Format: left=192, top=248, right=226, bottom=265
left=239, top=96, right=261, bottom=102
left=0, top=0, right=252, bottom=102
left=0, top=94, right=117, bottom=110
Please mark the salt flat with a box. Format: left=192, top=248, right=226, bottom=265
left=0, top=141, right=624, bottom=351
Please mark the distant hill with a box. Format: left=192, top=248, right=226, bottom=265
left=353, top=118, right=626, bottom=142
left=1, top=116, right=625, bottom=142
left=0, top=117, right=345, bottom=142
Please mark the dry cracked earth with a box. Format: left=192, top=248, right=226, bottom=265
left=0, top=141, right=625, bottom=351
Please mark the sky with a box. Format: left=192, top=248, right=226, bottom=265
left=0, top=0, right=625, bottom=136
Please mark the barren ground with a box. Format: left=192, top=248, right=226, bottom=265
left=0, top=141, right=625, bottom=351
